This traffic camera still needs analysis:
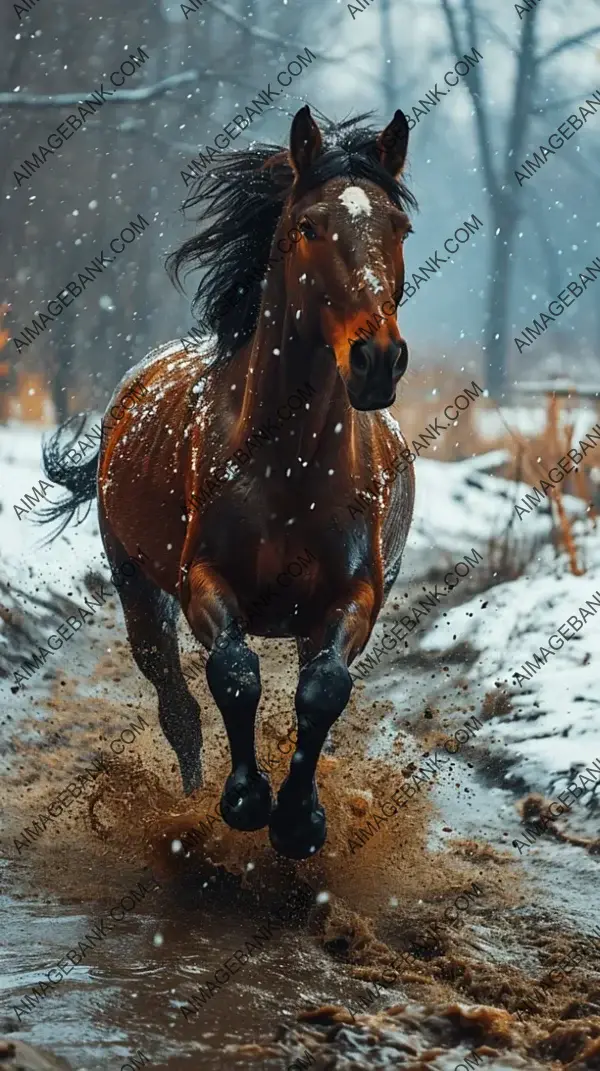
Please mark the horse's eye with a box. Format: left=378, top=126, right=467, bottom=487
left=299, top=217, right=318, bottom=241
left=401, top=228, right=413, bottom=244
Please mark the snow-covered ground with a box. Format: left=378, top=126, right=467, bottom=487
left=404, top=448, right=586, bottom=578
left=419, top=519, right=600, bottom=794
left=1, top=420, right=599, bottom=803
left=0, top=419, right=107, bottom=677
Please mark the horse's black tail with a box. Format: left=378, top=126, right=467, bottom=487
left=36, top=413, right=100, bottom=543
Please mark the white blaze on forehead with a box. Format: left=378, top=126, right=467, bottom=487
left=339, top=186, right=372, bottom=218
left=363, top=267, right=384, bottom=294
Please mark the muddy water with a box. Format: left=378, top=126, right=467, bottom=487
left=3, top=591, right=600, bottom=1069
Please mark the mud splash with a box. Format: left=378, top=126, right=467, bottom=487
left=3, top=611, right=600, bottom=1068
left=260, top=1002, right=547, bottom=1069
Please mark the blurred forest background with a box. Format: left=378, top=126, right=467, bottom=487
left=1, top=0, right=600, bottom=421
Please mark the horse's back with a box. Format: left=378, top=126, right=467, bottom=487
left=97, top=336, right=216, bottom=592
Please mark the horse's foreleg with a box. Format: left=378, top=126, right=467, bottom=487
left=269, top=580, right=376, bottom=859
left=182, top=563, right=272, bottom=831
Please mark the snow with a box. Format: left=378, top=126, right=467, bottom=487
left=402, top=450, right=587, bottom=579
left=354, top=448, right=599, bottom=795
left=420, top=527, right=600, bottom=790
left=363, top=267, right=384, bottom=294
left=378, top=407, right=402, bottom=443
left=0, top=421, right=109, bottom=675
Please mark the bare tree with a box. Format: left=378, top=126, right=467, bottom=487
left=440, top=0, right=600, bottom=396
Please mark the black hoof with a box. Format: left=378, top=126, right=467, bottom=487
left=269, top=800, right=327, bottom=859
left=220, top=770, right=272, bottom=831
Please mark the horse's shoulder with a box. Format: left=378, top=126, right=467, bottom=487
left=131, top=337, right=215, bottom=380
left=107, top=338, right=217, bottom=413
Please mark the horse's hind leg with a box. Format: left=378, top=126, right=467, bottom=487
left=269, top=580, right=375, bottom=859
left=102, top=532, right=203, bottom=795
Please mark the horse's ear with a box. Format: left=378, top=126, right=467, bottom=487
left=289, top=105, right=323, bottom=179
left=376, top=109, right=410, bottom=177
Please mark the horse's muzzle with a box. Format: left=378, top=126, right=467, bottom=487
left=347, top=338, right=408, bottom=410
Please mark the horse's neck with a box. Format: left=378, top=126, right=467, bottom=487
left=235, top=293, right=355, bottom=468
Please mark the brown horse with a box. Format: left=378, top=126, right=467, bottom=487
left=40, top=106, right=416, bottom=859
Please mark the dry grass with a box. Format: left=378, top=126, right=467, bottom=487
left=498, top=394, right=598, bottom=575
left=392, top=365, right=599, bottom=577
left=391, top=364, right=490, bottom=462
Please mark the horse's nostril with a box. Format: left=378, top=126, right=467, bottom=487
left=350, top=345, right=370, bottom=377
left=355, top=352, right=368, bottom=373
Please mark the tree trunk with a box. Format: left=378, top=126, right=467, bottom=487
left=379, top=0, right=398, bottom=117
left=484, top=205, right=519, bottom=398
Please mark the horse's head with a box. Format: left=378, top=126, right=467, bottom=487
left=279, top=105, right=414, bottom=411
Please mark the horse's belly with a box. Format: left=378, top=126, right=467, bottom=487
left=236, top=569, right=325, bottom=639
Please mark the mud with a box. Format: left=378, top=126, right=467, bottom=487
left=3, top=591, right=600, bottom=1069
left=0, top=1040, right=72, bottom=1071
left=266, top=1002, right=547, bottom=1069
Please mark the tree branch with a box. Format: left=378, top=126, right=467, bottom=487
left=0, top=69, right=206, bottom=108
left=477, top=12, right=517, bottom=55
left=210, top=1, right=382, bottom=87
left=538, top=25, right=600, bottom=64
left=0, top=10, right=377, bottom=112
left=440, top=0, right=500, bottom=201
left=210, top=0, right=353, bottom=63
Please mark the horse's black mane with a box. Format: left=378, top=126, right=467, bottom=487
left=166, top=112, right=418, bottom=363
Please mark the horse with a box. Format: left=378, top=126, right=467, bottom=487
left=40, top=106, right=417, bottom=860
